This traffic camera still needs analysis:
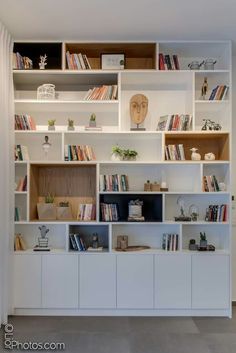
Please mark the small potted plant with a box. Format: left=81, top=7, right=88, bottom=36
left=111, top=145, right=123, bottom=161
left=37, top=193, right=56, bottom=220
left=199, top=232, right=207, bottom=250
left=89, top=113, right=97, bottom=128
left=122, top=149, right=138, bottom=161
left=48, top=119, right=56, bottom=131
left=67, top=118, right=75, bottom=131
left=56, top=201, right=73, bottom=220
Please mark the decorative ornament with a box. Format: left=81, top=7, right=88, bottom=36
left=190, top=148, right=201, bottom=161
left=130, top=94, right=148, bottom=130
left=42, top=135, right=51, bottom=158
left=204, top=152, right=215, bottom=161
left=39, top=54, right=47, bottom=69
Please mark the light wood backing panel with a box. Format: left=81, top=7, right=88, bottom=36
left=165, top=133, right=229, bottom=161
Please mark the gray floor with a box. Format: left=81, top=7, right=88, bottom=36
left=1, top=308, right=236, bottom=353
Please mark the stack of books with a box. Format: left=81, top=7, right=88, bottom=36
left=162, top=234, right=179, bottom=251
left=100, top=203, right=119, bottom=221
left=209, top=85, right=229, bottom=100
left=15, top=114, right=36, bottom=130
left=14, top=234, right=27, bottom=251
left=66, top=51, right=91, bottom=70
left=84, top=85, right=118, bottom=100
left=64, top=145, right=96, bottom=161
left=12, top=52, right=32, bottom=69
left=69, top=234, right=87, bottom=251
left=99, top=174, right=129, bottom=192
left=159, top=53, right=180, bottom=70
left=15, top=145, right=29, bottom=161
left=206, top=204, right=227, bottom=222
left=157, top=114, right=192, bottom=131
left=77, top=204, right=96, bottom=221
left=165, top=144, right=185, bottom=161
left=202, top=175, right=220, bottom=192
left=15, top=176, right=27, bottom=192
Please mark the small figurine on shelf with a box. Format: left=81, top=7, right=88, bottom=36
left=201, top=119, right=222, bottom=131
left=175, top=196, right=191, bottom=221
left=34, top=225, right=50, bottom=251
left=48, top=119, right=56, bottom=131
left=189, top=239, right=199, bottom=251
left=42, top=135, right=51, bottom=158
left=201, top=77, right=208, bottom=100
left=92, top=233, right=99, bottom=249
left=67, top=118, right=75, bottom=131
left=89, top=113, right=96, bottom=128
left=39, top=54, right=47, bottom=69
left=189, top=204, right=199, bottom=221
left=128, top=199, right=145, bottom=221
left=144, top=180, right=151, bottom=191
left=204, top=152, right=215, bottom=161
left=24, top=56, right=33, bottom=69
left=190, top=147, right=201, bottom=161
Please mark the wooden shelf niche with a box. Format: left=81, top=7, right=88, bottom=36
left=165, top=133, right=229, bottom=161
left=65, top=43, right=157, bottom=70
left=29, top=164, right=96, bottom=221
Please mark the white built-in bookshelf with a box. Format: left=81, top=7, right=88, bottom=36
left=13, top=41, right=232, bottom=316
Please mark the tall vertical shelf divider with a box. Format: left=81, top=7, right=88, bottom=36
left=13, top=41, right=232, bottom=316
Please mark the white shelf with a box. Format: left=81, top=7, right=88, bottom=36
left=195, top=100, right=229, bottom=104
left=15, top=99, right=118, bottom=104
left=15, top=191, right=27, bottom=194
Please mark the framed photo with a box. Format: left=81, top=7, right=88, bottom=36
left=101, top=53, right=125, bottom=70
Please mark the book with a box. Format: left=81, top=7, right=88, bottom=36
left=64, top=145, right=96, bottom=161
left=157, top=114, right=192, bottom=131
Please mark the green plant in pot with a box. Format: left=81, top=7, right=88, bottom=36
left=67, top=118, right=75, bottom=131
left=89, top=113, right=96, bottom=127
left=200, top=232, right=207, bottom=250
left=37, top=193, right=56, bottom=220
left=122, top=149, right=138, bottom=161
left=48, top=119, right=56, bottom=131
left=111, top=145, right=123, bottom=161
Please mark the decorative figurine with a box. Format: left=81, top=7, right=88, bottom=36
left=39, top=54, right=47, bottom=69
left=201, top=119, right=222, bottom=131
left=204, top=152, right=215, bottom=161
left=130, top=94, right=148, bottom=130
left=219, top=182, right=226, bottom=191
left=48, top=119, right=56, bottom=131
left=174, top=196, right=191, bottom=221
left=199, top=232, right=207, bottom=251
left=92, top=233, right=99, bottom=249
left=201, top=77, right=208, bottom=100
left=42, top=135, right=51, bottom=158
left=89, top=113, right=96, bottom=128
left=190, top=147, right=201, bottom=161
left=189, top=204, right=199, bottom=221
left=128, top=199, right=145, bottom=221
left=34, top=225, right=50, bottom=251
left=189, top=239, right=199, bottom=251
left=67, top=118, right=75, bottom=131
left=24, top=56, right=33, bottom=69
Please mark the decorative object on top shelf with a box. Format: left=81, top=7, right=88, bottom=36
left=201, top=77, right=208, bottom=100
left=37, top=83, right=56, bottom=100
left=56, top=201, right=73, bottom=220
left=189, top=204, right=199, bottom=221
left=48, top=119, right=56, bottom=131
left=128, top=199, right=145, bottom=222
left=39, top=54, right=47, bottom=69
left=42, top=135, right=51, bottom=158
left=101, top=53, right=125, bottom=70
left=201, top=119, right=222, bottom=131
left=188, top=61, right=204, bottom=70
left=144, top=180, right=160, bottom=192
left=204, top=152, right=216, bottom=161
left=190, top=147, right=201, bottom=161
left=175, top=196, right=191, bottom=222
left=89, top=113, right=96, bottom=127
left=203, top=59, right=217, bottom=70
left=14, top=233, right=27, bottom=251
left=67, top=119, right=75, bottom=131
left=130, top=94, right=148, bottom=131
left=34, top=225, right=50, bottom=251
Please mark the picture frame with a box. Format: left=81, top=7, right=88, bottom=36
left=101, top=53, right=125, bottom=70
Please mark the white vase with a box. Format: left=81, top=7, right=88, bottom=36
left=111, top=153, right=122, bottom=161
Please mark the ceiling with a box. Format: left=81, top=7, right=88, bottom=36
left=0, top=0, right=236, bottom=51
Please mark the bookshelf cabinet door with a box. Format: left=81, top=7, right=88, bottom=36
left=154, top=254, right=191, bottom=309
left=79, top=254, right=116, bottom=308
left=14, top=255, right=42, bottom=308
left=192, top=255, right=230, bottom=309
left=42, top=255, right=79, bottom=309
left=117, top=254, right=154, bottom=309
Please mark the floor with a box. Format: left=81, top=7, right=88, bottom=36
left=1, top=308, right=236, bottom=353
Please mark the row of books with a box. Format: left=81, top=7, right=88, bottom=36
left=64, top=145, right=96, bottom=161
left=66, top=51, right=92, bottom=70
left=165, top=144, right=185, bottom=161
left=157, top=114, right=192, bottom=131
left=162, top=233, right=179, bottom=251
left=15, top=176, right=27, bottom=192
left=14, top=234, right=27, bottom=251
left=209, top=85, right=229, bottom=100
left=15, top=114, right=36, bottom=130
left=13, top=52, right=32, bottom=70
left=100, top=203, right=119, bottom=221
left=69, top=234, right=87, bottom=251
left=202, top=175, right=220, bottom=192
left=15, top=207, right=21, bottom=222
left=84, top=85, right=118, bottom=100
left=99, top=174, right=129, bottom=192
left=15, top=145, right=29, bottom=161
left=206, top=204, right=227, bottom=222
left=77, top=204, right=96, bottom=221
left=159, top=54, right=180, bottom=70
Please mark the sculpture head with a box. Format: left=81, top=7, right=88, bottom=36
left=130, top=94, right=148, bottom=125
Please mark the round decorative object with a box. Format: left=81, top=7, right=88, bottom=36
left=37, top=84, right=55, bottom=100
left=204, top=152, right=215, bottom=161
left=189, top=204, right=199, bottom=221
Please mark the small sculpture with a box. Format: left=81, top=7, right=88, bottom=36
left=92, top=233, right=99, bottom=249
left=174, top=196, right=191, bottom=221
left=67, top=118, right=75, bottom=131
left=130, top=94, right=148, bottom=130
left=204, top=152, right=215, bottom=161
left=201, top=119, right=222, bottom=131
left=48, top=119, right=56, bottom=131
left=89, top=113, right=96, bottom=127
left=24, top=56, right=33, bottom=69
left=39, top=54, right=47, bottom=69
left=42, top=135, right=51, bottom=158
left=35, top=225, right=50, bottom=250
left=201, top=77, right=208, bottom=100
left=189, top=204, right=199, bottom=221
left=128, top=199, right=145, bottom=221
left=190, top=148, right=201, bottom=161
